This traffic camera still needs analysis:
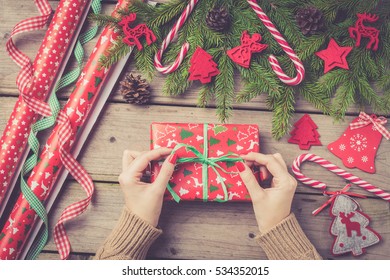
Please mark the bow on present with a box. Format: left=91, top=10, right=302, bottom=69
left=350, top=112, right=390, bottom=140
left=312, top=184, right=367, bottom=216
left=166, top=124, right=244, bottom=202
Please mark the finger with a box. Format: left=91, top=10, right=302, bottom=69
left=259, top=165, right=270, bottom=181
left=129, top=148, right=172, bottom=174
left=122, top=150, right=141, bottom=172
left=236, top=161, right=264, bottom=200
left=273, top=153, right=287, bottom=169
left=241, top=153, right=291, bottom=182
left=153, top=153, right=177, bottom=192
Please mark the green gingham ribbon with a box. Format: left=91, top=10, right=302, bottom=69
left=166, top=124, right=243, bottom=203
left=20, top=0, right=102, bottom=260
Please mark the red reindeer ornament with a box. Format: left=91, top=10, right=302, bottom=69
left=119, top=13, right=156, bottom=50
left=349, top=13, right=380, bottom=51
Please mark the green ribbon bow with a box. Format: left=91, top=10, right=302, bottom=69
left=166, top=123, right=243, bottom=203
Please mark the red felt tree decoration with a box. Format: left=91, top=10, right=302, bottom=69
left=227, top=30, right=268, bottom=68
left=188, top=47, right=220, bottom=84
left=119, top=13, right=156, bottom=50
left=348, top=13, right=380, bottom=51
left=330, top=194, right=381, bottom=256
left=327, top=112, right=390, bottom=174
left=315, top=38, right=352, bottom=73
left=288, top=114, right=322, bottom=150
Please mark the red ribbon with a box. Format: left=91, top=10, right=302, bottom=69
left=312, top=184, right=366, bottom=216
left=350, top=112, right=390, bottom=140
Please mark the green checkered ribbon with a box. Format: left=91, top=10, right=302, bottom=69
left=20, top=0, right=102, bottom=260
left=167, top=124, right=243, bottom=203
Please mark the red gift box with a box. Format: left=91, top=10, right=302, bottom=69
left=150, top=123, right=260, bottom=202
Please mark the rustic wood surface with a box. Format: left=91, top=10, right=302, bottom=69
left=0, top=0, right=389, bottom=260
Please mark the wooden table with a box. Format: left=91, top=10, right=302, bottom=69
left=0, top=0, right=389, bottom=260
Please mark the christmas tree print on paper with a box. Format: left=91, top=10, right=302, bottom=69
left=188, top=47, right=220, bottom=84
left=330, top=195, right=380, bottom=256
left=288, top=114, right=322, bottom=150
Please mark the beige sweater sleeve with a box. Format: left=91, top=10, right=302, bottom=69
left=256, top=213, right=322, bottom=260
left=94, top=207, right=162, bottom=260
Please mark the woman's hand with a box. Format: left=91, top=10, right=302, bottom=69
left=118, top=148, right=177, bottom=227
left=237, top=152, right=297, bottom=233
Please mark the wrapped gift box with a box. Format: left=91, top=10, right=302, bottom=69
left=150, top=123, right=260, bottom=202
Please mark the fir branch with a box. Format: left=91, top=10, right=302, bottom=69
left=271, top=87, right=295, bottom=140
left=99, top=38, right=131, bottom=69
left=89, top=14, right=121, bottom=29
left=148, top=0, right=188, bottom=29
left=331, top=75, right=356, bottom=120
left=134, top=43, right=158, bottom=81
left=215, top=53, right=235, bottom=122
left=198, top=83, right=215, bottom=108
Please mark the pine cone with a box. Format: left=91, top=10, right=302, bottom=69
left=296, top=7, right=325, bottom=36
left=206, top=6, right=230, bottom=32
left=119, top=73, right=151, bottom=105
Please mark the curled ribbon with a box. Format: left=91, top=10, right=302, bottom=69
left=312, top=184, right=366, bottom=216
left=350, top=112, right=390, bottom=140
left=166, top=124, right=243, bottom=203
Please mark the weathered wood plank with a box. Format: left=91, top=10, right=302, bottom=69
left=1, top=96, right=389, bottom=195
left=39, top=181, right=390, bottom=260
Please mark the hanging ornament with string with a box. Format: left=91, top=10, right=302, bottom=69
left=292, top=154, right=389, bottom=256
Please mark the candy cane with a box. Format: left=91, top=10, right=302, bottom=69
left=247, top=0, right=305, bottom=85
left=154, top=0, right=199, bottom=74
left=292, top=153, right=390, bottom=201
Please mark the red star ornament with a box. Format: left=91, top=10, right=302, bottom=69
left=315, top=38, right=353, bottom=73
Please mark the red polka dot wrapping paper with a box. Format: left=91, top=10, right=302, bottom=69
left=0, top=0, right=91, bottom=214
left=150, top=123, right=261, bottom=202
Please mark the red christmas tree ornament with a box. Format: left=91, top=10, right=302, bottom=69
left=315, top=38, right=352, bottom=73
left=227, top=30, right=268, bottom=68
left=328, top=112, right=390, bottom=174
left=118, top=13, right=156, bottom=50
left=188, top=47, right=220, bottom=84
left=288, top=114, right=322, bottom=150
left=348, top=13, right=380, bottom=51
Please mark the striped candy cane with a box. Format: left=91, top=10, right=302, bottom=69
left=292, top=153, right=390, bottom=202
left=247, top=0, right=305, bottom=85
left=154, top=0, right=199, bottom=74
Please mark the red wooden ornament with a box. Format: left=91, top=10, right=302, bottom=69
left=118, top=13, right=156, bottom=50
left=188, top=47, right=220, bottom=84
left=327, top=114, right=386, bottom=174
left=348, top=13, right=380, bottom=51
left=227, top=30, right=268, bottom=68
left=288, top=114, right=322, bottom=150
left=315, top=38, right=352, bottom=73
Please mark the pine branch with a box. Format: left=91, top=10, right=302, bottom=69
left=198, top=83, right=215, bottom=107
left=215, top=53, right=235, bottom=122
left=89, top=14, right=121, bottom=29
left=271, top=87, right=295, bottom=140
left=331, top=75, right=356, bottom=120
left=99, top=38, right=131, bottom=69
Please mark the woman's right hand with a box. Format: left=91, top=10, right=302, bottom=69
left=236, top=153, right=297, bottom=233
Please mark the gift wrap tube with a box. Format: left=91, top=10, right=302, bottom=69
left=0, top=0, right=92, bottom=216
left=151, top=123, right=261, bottom=202
left=0, top=0, right=133, bottom=260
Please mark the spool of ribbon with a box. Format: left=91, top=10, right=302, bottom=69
left=312, top=184, right=367, bottom=215
left=292, top=153, right=390, bottom=201
left=350, top=112, right=390, bottom=140
left=165, top=124, right=243, bottom=203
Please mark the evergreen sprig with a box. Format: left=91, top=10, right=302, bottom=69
left=93, top=0, right=390, bottom=139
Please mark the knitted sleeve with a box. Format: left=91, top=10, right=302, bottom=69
left=94, top=207, right=162, bottom=260
left=255, top=213, right=322, bottom=260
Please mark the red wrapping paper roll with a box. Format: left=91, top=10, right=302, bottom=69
left=0, top=0, right=132, bottom=260
left=0, top=0, right=91, bottom=215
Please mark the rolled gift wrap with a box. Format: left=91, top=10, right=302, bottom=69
left=0, top=0, right=92, bottom=216
left=0, top=0, right=133, bottom=260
